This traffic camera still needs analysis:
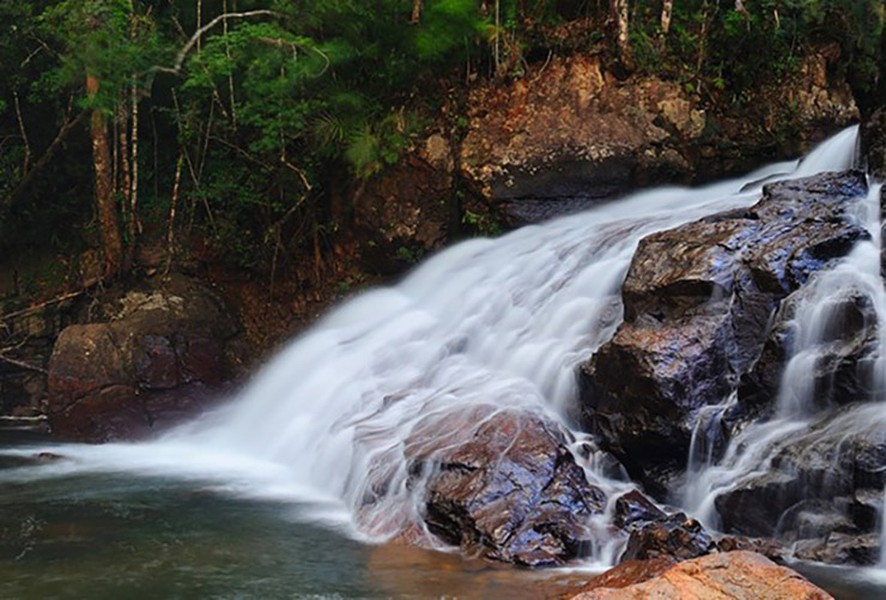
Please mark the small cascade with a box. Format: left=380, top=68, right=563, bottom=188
left=881, top=487, right=886, bottom=568
left=0, top=127, right=867, bottom=569
left=683, top=180, right=886, bottom=539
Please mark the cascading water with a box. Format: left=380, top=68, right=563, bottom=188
left=681, top=179, right=886, bottom=541
left=0, top=126, right=875, bottom=572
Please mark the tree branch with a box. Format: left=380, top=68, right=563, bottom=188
left=0, top=352, right=48, bottom=375
left=149, top=10, right=277, bottom=77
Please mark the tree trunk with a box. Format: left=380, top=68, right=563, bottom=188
left=411, top=0, right=421, bottom=24
left=610, top=0, right=633, bottom=71
left=661, top=0, right=673, bottom=35
left=87, top=73, right=123, bottom=278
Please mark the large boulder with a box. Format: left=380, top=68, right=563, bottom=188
left=46, top=274, right=243, bottom=440
left=404, top=407, right=606, bottom=566
left=580, top=171, right=870, bottom=492
left=570, top=551, right=832, bottom=599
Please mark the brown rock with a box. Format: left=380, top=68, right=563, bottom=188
left=571, top=551, right=832, bottom=600
left=567, top=557, right=677, bottom=596
left=46, top=274, right=242, bottom=441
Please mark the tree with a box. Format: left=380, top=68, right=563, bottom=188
left=610, top=0, right=633, bottom=71
left=39, top=0, right=156, bottom=277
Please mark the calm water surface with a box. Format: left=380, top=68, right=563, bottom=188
left=0, top=432, right=586, bottom=600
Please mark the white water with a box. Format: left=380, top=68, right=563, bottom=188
left=0, top=126, right=876, bottom=567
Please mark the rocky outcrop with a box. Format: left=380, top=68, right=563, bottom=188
left=460, top=52, right=856, bottom=211
left=570, top=551, right=832, bottom=599
left=712, top=403, right=885, bottom=565
left=46, top=274, right=244, bottom=441
left=404, top=407, right=606, bottom=566
left=580, top=171, right=870, bottom=492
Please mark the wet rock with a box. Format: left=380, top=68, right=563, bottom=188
left=794, top=532, right=881, bottom=566
left=570, top=551, right=832, bottom=599
left=580, top=171, right=870, bottom=491
left=613, top=490, right=666, bottom=530
left=740, top=288, right=879, bottom=411
left=712, top=403, right=886, bottom=564
left=715, top=535, right=785, bottom=563
left=619, top=513, right=715, bottom=562
left=46, top=274, right=242, bottom=441
left=405, top=407, right=606, bottom=567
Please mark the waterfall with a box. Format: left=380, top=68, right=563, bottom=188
left=682, top=178, right=886, bottom=546
left=0, top=127, right=868, bottom=565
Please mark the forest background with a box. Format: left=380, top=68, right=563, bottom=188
left=0, top=0, right=882, bottom=308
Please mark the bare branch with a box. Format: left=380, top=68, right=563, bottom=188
left=256, top=37, right=331, bottom=77
left=149, top=10, right=277, bottom=77
left=0, top=352, right=48, bottom=375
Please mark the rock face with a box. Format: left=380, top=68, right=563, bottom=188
left=404, top=407, right=606, bottom=566
left=570, top=551, right=832, bottom=600
left=352, top=150, right=454, bottom=275
left=862, top=106, right=886, bottom=179
left=580, top=171, right=870, bottom=491
left=460, top=53, right=856, bottom=209
left=46, top=274, right=243, bottom=441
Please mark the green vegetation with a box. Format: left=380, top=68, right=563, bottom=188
left=0, top=1, right=882, bottom=281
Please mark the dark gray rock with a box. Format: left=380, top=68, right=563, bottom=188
left=619, top=512, right=715, bottom=562
left=712, top=403, right=886, bottom=565
left=405, top=407, right=606, bottom=567
left=580, top=171, right=870, bottom=492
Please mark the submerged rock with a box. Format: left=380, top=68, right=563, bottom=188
left=570, top=551, right=832, bottom=599
left=405, top=407, right=606, bottom=566
left=580, top=171, right=870, bottom=492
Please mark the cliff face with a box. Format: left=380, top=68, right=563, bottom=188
left=459, top=51, right=857, bottom=207
left=351, top=48, right=858, bottom=258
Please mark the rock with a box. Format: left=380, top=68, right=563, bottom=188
left=739, top=287, right=878, bottom=411
left=862, top=106, right=886, bottom=179
left=613, top=490, right=666, bottom=530
left=405, top=407, right=606, bottom=566
left=715, top=535, right=785, bottom=564
left=794, top=532, right=881, bottom=566
left=570, top=551, right=833, bottom=599
left=352, top=154, right=453, bottom=275
left=712, top=403, right=886, bottom=564
left=569, top=557, right=678, bottom=594
left=46, top=274, right=242, bottom=441
left=619, top=513, right=715, bottom=563
left=459, top=51, right=856, bottom=218
left=580, top=171, right=870, bottom=491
